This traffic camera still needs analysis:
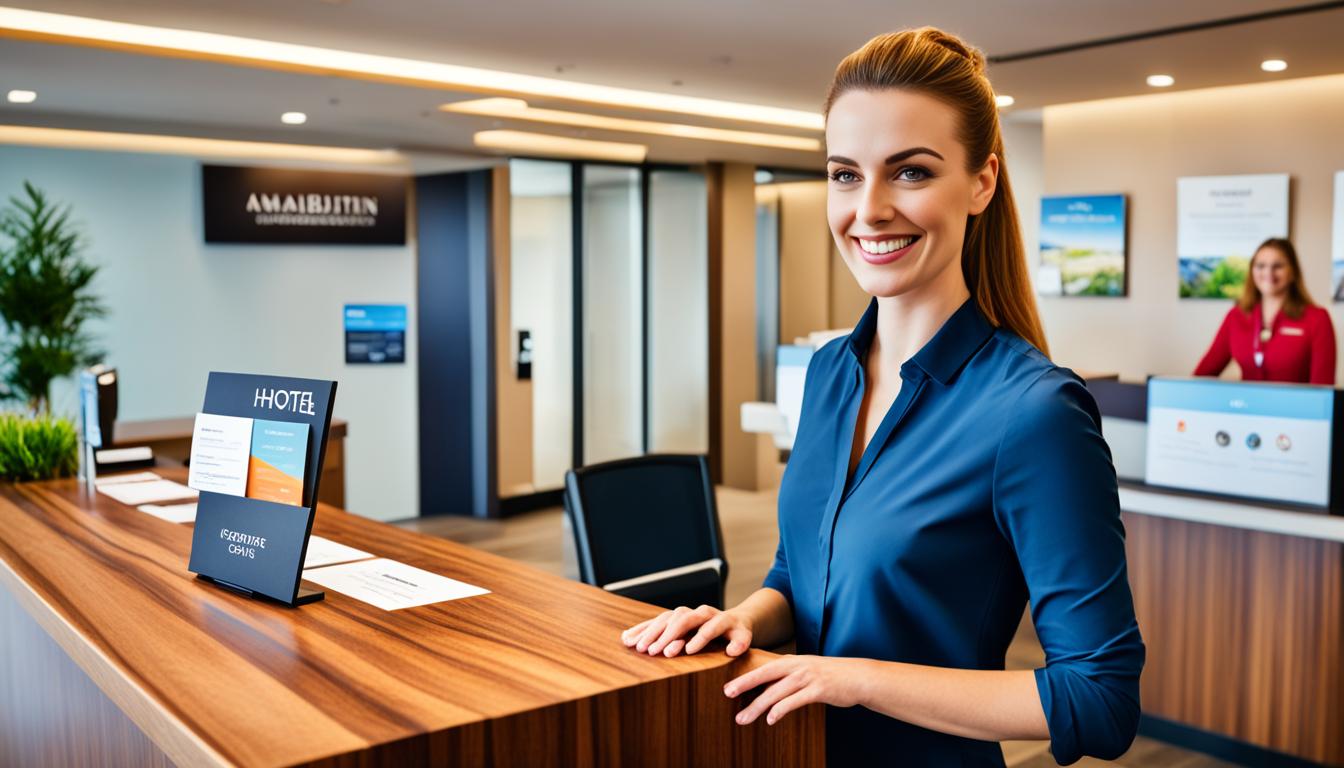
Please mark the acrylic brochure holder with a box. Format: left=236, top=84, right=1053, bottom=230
left=187, top=372, right=338, bottom=606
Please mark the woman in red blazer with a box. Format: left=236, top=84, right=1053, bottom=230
left=1195, top=238, right=1336, bottom=385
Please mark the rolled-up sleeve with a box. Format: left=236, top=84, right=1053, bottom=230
left=762, top=539, right=793, bottom=608
left=993, top=371, right=1145, bottom=764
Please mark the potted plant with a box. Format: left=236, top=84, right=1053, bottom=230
left=0, top=181, right=107, bottom=414
left=0, top=411, right=78, bottom=481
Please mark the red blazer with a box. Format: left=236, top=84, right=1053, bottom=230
left=1194, top=304, right=1337, bottom=385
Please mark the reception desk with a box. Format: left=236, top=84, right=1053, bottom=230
left=1121, top=483, right=1344, bottom=765
left=0, top=471, right=823, bottom=766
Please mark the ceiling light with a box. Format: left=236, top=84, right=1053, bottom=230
left=1261, top=59, right=1287, bottom=72
left=0, top=124, right=407, bottom=167
left=6, top=89, right=35, bottom=103
left=0, top=7, right=823, bottom=131
left=994, top=95, right=1015, bottom=108
left=442, top=98, right=821, bottom=151
left=281, top=111, right=307, bottom=125
left=1146, top=74, right=1175, bottom=88
left=473, top=130, right=646, bottom=162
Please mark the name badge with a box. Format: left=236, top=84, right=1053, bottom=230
left=1281, top=327, right=1304, bottom=336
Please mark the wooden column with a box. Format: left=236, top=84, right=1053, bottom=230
left=707, top=162, right=759, bottom=490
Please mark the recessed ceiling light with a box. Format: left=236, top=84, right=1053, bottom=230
left=1147, top=74, right=1175, bottom=88
left=1261, top=59, right=1287, bottom=72
left=6, top=89, right=36, bottom=104
left=0, top=7, right=823, bottom=130
left=995, top=95, right=1015, bottom=108
left=442, top=98, right=821, bottom=151
left=473, top=130, right=647, bottom=162
left=281, top=111, right=307, bottom=125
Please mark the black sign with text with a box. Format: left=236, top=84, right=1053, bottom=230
left=202, top=165, right=407, bottom=245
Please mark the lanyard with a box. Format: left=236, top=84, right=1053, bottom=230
left=1252, top=308, right=1272, bottom=369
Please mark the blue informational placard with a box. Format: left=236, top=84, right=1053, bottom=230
left=344, top=304, right=406, bottom=364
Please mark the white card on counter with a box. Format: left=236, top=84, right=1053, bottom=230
left=187, top=413, right=253, bottom=496
left=99, top=479, right=198, bottom=506
left=302, top=558, right=489, bottom=611
left=137, top=502, right=198, bottom=523
left=95, top=471, right=161, bottom=486
left=302, top=536, right=374, bottom=569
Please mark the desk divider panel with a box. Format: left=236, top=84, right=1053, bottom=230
left=187, top=372, right=337, bottom=606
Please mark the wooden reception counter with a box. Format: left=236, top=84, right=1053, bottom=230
left=1121, top=484, right=1344, bottom=766
left=0, top=471, right=823, bottom=767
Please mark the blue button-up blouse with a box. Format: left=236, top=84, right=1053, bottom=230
left=764, top=299, right=1144, bottom=766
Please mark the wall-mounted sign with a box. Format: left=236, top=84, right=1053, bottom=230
left=203, top=165, right=407, bottom=245
left=1036, top=194, right=1127, bottom=297
left=1177, top=174, right=1289, bottom=299
left=1333, top=171, right=1344, bottom=302
left=345, top=304, right=406, bottom=364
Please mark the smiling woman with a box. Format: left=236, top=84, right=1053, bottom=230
left=622, top=26, right=1144, bottom=767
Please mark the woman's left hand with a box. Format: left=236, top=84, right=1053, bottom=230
left=724, top=655, right=872, bottom=726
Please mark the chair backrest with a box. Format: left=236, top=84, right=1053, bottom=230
left=563, top=454, right=726, bottom=591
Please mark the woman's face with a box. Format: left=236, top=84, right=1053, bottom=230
left=825, top=88, right=997, bottom=300
left=1251, top=246, right=1292, bottom=299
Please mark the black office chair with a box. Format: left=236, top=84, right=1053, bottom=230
left=563, top=454, right=728, bottom=610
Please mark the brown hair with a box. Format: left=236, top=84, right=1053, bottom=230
left=824, top=27, right=1049, bottom=356
left=1236, top=238, right=1315, bottom=319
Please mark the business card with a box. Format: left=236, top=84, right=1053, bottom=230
left=187, top=413, right=253, bottom=497
left=245, top=419, right=310, bottom=506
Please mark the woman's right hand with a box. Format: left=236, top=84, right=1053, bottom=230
left=621, top=605, right=754, bottom=658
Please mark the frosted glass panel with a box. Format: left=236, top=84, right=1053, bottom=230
left=582, top=165, right=644, bottom=464
left=649, top=170, right=709, bottom=453
left=509, top=159, right=572, bottom=490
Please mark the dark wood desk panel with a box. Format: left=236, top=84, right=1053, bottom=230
left=112, top=417, right=348, bottom=508
left=1124, top=511, right=1344, bottom=765
left=0, top=471, right=823, bottom=767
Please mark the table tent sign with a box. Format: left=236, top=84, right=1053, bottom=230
left=187, top=372, right=338, bottom=606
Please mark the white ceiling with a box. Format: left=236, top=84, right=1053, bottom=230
left=2, top=0, right=1343, bottom=167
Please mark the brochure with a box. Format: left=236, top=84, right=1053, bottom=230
left=245, top=419, right=310, bottom=506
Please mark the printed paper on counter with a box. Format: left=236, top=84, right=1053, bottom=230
left=137, top=502, right=198, bottom=523
left=99, top=479, right=198, bottom=506
left=187, top=413, right=253, bottom=497
left=302, top=535, right=374, bottom=569
left=302, top=558, right=489, bottom=611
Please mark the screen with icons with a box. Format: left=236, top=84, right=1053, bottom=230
left=1145, top=377, right=1334, bottom=507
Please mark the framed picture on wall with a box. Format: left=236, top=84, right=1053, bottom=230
left=1333, top=171, right=1344, bottom=302
left=1036, top=194, right=1127, bottom=297
left=1177, top=174, right=1289, bottom=299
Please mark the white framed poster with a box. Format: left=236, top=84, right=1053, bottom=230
left=1177, top=174, right=1289, bottom=299
left=1333, top=171, right=1344, bottom=302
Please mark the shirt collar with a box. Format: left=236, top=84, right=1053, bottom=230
left=846, top=297, right=996, bottom=385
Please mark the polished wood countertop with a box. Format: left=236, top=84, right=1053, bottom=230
left=0, top=470, right=818, bottom=766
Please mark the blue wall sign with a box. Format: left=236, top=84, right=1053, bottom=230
left=344, top=304, right=406, bottom=364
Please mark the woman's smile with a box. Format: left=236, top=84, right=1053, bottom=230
left=853, top=234, right=922, bottom=265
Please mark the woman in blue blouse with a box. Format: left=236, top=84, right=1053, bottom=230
left=622, top=27, right=1144, bottom=766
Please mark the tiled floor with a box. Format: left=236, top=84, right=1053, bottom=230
left=398, top=486, right=1234, bottom=767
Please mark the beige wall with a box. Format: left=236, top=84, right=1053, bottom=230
left=1039, top=74, right=1344, bottom=382
left=712, top=163, right=760, bottom=489
left=768, top=180, right=868, bottom=340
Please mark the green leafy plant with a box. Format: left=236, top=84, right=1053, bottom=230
left=0, top=412, right=79, bottom=482
left=0, top=181, right=107, bottom=413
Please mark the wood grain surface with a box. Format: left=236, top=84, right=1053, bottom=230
left=1124, top=511, right=1344, bottom=765
left=0, top=470, right=822, bottom=767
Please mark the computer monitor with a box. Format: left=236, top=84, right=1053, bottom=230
left=1144, top=377, right=1342, bottom=510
